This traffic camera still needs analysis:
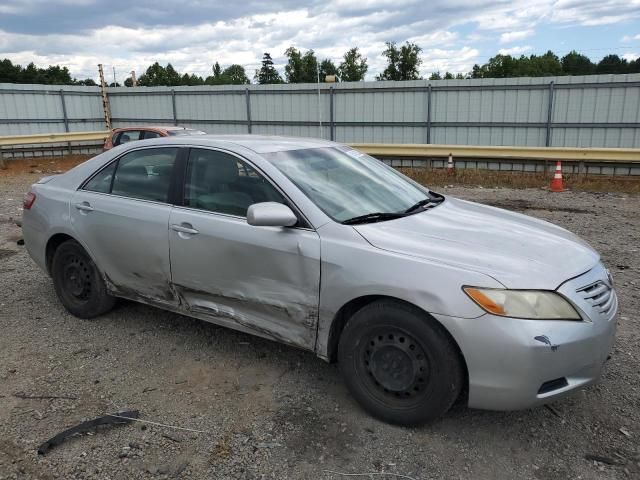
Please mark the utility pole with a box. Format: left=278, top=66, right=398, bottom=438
left=130, top=70, right=137, bottom=86
left=316, top=63, right=323, bottom=138
left=112, top=66, right=117, bottom=86
left=98, top=64, right=112, bottom=130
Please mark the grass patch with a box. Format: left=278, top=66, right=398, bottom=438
left=401, top=168, right=640, bottom=194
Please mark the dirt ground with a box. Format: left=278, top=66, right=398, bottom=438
left=1, top=166, right=639, bottom=480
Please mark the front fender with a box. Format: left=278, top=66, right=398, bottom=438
left=315, top=222, right=503, bottom=359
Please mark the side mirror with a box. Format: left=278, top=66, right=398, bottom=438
left=247, top=202, right=298, bottom=227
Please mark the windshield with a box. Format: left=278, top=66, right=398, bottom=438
left=263, top=147, right=436, bottom=223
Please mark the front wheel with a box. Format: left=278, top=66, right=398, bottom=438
left=51, top=239, right=116, bottom=318
left=338, top=300, right=464, bottom=425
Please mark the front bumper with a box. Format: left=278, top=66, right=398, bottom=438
left=436, top=263, right=618, bottom=411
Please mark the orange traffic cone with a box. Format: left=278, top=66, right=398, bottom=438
left=549, top=161, right=565, bottom=192
left=447, top=153, right=454, bottom=174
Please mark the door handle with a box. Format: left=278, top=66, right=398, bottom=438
left=74, top=202, right=94, bottom=212
left=171, top=223, right=199, bottom=235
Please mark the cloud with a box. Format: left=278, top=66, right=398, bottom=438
left=421, top=46, right=481, bottom=75
left=550, top=0, right=640, bottom=26
left=499, top=30, right=534, bottom=43
left=0, top=0, right=638, bottom=81
left=622, top=53, right=639, bottom=61
left=498, top=45, right=532, bottom=55
left=622, top=34, right=640, bottom=42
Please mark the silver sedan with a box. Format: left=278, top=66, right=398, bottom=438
left=22, top=135, right=617, bottom=425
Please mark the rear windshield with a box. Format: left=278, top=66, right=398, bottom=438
left=166, top=128, right=206, bottom=136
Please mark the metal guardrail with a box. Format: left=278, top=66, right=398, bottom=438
left=0, top=130, right=108, bottom=147
left=0, top=131, right=639, bottom=166
left=352, top=143, right=640, bottom=163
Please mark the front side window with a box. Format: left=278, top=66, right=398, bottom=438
left=184, top=148, right=285, bottom=217
left=263, top=147, right=430, bottom=223
left=84, top=148, right=177, bottom=203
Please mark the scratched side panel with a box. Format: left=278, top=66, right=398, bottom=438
left=70, top=190, right=176, bottom=304
left=168, top=207, right=321, bottom=350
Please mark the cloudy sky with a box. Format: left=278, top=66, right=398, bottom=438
left=1, top=0, right=639, bottom=82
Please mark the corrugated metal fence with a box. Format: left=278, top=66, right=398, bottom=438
left=1, top=74, right=640, bottom=154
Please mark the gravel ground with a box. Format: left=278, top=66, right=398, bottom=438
left=1, top=171, right=639, bottom=480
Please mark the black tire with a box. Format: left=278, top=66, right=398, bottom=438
left=338, top=300, right=464, bottom=426
left=51, top=239, right=116, bottom=319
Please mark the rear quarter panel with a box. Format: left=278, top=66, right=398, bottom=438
left=22, top=181, right=75, bottom=273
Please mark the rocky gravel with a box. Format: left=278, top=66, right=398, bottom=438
left=1, top=170, right=639, bottom=479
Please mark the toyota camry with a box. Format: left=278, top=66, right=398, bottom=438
left=21, top=135, right=617, bottom=425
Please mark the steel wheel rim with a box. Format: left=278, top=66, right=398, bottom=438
left=62, top=254, right=92, bottom=302
left=361, top=329, right=430, bottom=400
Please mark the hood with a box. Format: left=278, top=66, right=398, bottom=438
left=354, top=197, right=599, bottom=290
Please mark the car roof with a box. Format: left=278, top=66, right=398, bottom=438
left=143, top=134, right=337, bottom=154
left=113, top=125, right=191, bottom=132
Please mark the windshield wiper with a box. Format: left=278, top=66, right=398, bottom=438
left=341, top=212, right=407, bottom=225
left=404, top=193, right=445, bottom=214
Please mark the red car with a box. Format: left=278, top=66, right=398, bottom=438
left=103, top=126, right=206, bottom=150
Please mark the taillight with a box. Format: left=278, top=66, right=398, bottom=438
left=23, top=191, right=36, bottom=210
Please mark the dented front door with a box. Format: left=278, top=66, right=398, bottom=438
left=168, top=207, right=321, bottom=350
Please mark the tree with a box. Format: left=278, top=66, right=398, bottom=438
left=254, top=52, right=283, bottom=84
left=284, top=47, right=319, bottom=83
left=137, top=62, right=168, bottom=86
left=629, top=57, right=640, bottom=74
left=338, top=47, right=368, bottom=82
left=443, top=72, right=454, bottom=79
left=561, top=51, right=595, bottom=76
left=470, top=51, right=562, bottom=78
left=470, top=64, right=482, bottom=78
left=319, top=59, right=338, bottom=81
left=475, top=54, right=518, bottom=78
left=596, top=54, right=628, bottom=74
left=429, top=71, right=442, bottom=80
left=525, top=51, right=563, bottom=76
left=377, top=42, right=401, bottom=81
left=76, top=78, right=96, bottom=86
left=205, top=62, right=225, bottom=85
left=165, top=63, right=182, bottom=86
left=181, top=73, right=204, bottom=86
left=377, top=42, right=422, bottom=81
left=222, top=64, right=250, bottom=84
left=0, top=59, right=21, bottom=83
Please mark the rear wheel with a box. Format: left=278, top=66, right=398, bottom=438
left=338, top=300, right=464, bottom=425
left=51, top=239, right=115, bottom=318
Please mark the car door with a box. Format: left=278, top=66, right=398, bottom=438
left=70, top=146, right=181, bottom=305
left=168, top=147, right=321, bottom=350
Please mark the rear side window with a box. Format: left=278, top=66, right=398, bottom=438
left=84, top=162, right=116, bottom=193
left=143, top=130, right=162, bottom=139
left=115, top=130, right=142, bottom=146
left=83, top=148, right=178, bottom=203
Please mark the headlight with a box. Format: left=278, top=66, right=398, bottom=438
left=463, top=287, right=581, bottom=320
